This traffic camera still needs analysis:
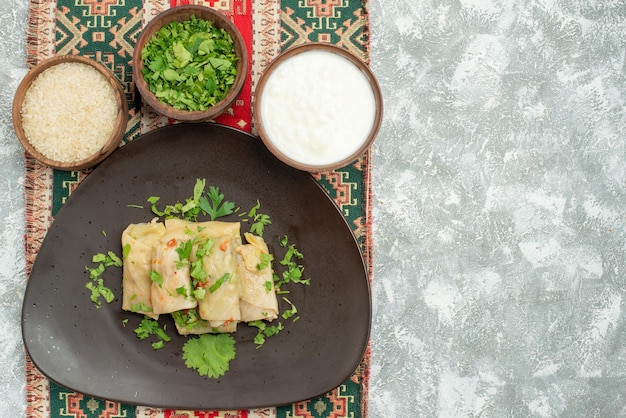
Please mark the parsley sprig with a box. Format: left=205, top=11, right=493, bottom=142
left=172, top=308, right=208, bottom=332
left=182, top=334, right=236, bottom=378
left=249, top=320, right=284, bottom=349
left=147, top=180, right=235, bottom=222
left=274, top=236, right=311, bottom=290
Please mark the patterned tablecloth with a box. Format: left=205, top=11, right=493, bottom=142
left=23, top=0, right=372, bottom=417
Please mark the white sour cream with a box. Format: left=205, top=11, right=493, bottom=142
left=259, top=49, right=377, bottom=167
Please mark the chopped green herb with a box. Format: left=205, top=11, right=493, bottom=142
left=274, top=239, right=310, bottom=288
left=175, top=240, right=193, bottom=267
left=196, top=239, right=214, bottom=257
left=252, top=327, right=266, bottom=346
left=141, top=15, right=239, bottom=112
left=251, top=214, right=271, bottom=236
left=189, top=238, right=212, bottom=285
left=247, top=200, right=261, bottom=217
left=85, top=279, right=114, bottom=308
left=274, top=286, right=290, bottom=295
left=199, top=186, right=235, bottom=220
left=92, top=251, right=122, bottom=267
left=248, top=320, right=284, bottom=348
left=190, top=259, right=207, bottom=282
left=264, top=322, right=284, bottom=337
left=177, top=179, right=206, bottom=221
left=147, top=196, right=164, bottom=216
left=180, top=199, right=197, bottom=217
left=245, top=200, right=272, bottom=236
left=172, top=308, right=208, bottom=331
left=282, top=243, right=304, bottom=263
left=149, top=270, right=164, bottom=287
left=193, top=178, right=206, bottom=204
left=281, top=263, right=307, bottom=285
left=193, top=287, right=207, bottom=301
left=108, top=251, right=123, bottom=267
left=87, top=263, right=105, bottom=280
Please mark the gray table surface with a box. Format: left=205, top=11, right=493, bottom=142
left=2, top=1, right=626, bottom=416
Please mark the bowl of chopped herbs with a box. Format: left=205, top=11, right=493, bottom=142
left=132, top=5, right=247, bottom=122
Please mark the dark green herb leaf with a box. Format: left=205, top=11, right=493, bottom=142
left=199, top=186, right=235, bottom=220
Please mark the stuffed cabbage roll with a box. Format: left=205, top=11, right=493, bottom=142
left=235, top=233, right=279, bottom=322
left=121, top=220, right=165, bottom=319
left=192, top=221, right=242, bottom=332
left=172, top=307, right=237, bottom=335
left=172, top=308, right=211, bottom=335
left=150, top=218, right=198, bottom=315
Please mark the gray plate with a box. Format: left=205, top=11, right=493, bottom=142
left=21, top=123, right=371, bottom=410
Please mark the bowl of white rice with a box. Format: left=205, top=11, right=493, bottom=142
left=12, top=55, right=128, bottom=171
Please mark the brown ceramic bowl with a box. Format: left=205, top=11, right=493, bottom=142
left=12, top=55, right=128, bottom=171
left=132, top=5, right=248, bottom=122
left=254, top=43, right=383, bottom=172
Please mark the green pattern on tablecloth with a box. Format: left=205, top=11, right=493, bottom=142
left=49, top=381, right=135, bottom=417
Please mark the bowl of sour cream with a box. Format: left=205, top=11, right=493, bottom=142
left=254, top=43, right=383, bottom=171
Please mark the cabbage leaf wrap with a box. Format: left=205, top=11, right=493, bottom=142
left=121, top=220, right=166, bottom=319
left=235, top=233, right=279, bottom=322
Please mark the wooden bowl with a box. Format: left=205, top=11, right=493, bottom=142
left=132, top=5, right=248, bottom=122
left=254, top=43, right=383, bottom=172
left=12, top=55, right=128, bottom=171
